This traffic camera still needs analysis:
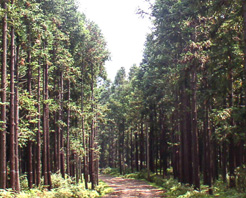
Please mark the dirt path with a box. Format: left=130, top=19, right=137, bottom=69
left=100, top=175, right=166, bottom=198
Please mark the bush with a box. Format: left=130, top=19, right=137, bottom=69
left=0, top=173, right=110, bottom=198
left=235, top=165, right=246, bottom=192
left=101, top=167, right=120, bottom=176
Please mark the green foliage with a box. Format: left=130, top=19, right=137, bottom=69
left=0, top=173, right=112, bottom=197
left=235, top=165, right=246, bottom=192
left=101, top=167, right=121, bottom=176
left=122, top=171, right=246, bottom=198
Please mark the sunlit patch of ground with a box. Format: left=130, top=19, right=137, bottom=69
left=100, top=175, right=166, bottom=198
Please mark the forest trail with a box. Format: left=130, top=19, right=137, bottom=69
left=100, top=175, right=166, bottom=198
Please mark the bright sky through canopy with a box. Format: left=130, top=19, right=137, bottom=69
left=77, top=0, right=151, bottom=81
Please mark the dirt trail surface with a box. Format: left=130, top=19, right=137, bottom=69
left=100, top=175, right=166, bottom=198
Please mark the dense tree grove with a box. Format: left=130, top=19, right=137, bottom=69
left=0, top=0, right=109, bottom=191
left=1, top=0, right=246, bottom=196
left=99, top=0, right=246, bottom=193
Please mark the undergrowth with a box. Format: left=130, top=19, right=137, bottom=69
left=0, top=173, right=113, bottom=198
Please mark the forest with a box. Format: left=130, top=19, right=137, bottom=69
left=0, top=0, right=246, bottom=197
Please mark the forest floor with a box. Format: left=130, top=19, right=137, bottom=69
left=99, top=175, right=166, bottom=198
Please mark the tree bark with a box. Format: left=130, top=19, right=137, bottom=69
left=0, top=0, right=8, bottom=189
left=43, top=50, right=52, bottom=189
left=27, top=40, right=33, bottom=189
left=191, top=66, right=200, bottom=190
left=90, top=65, right=95, bottom=189
left=37, top=65, right=41, bottom=186
left=15, top=40, right=20, bottom=192
left=66, top=79, right=70, bottom=176
left=10, top=0, right=16, bottom=189
left=81, top=65, right=88, bottom=188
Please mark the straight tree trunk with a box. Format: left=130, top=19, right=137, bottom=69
left=203, top=92, right=212, bottom=194
left=81, top=72, right=88, bottom=188
left=43, top=60, right=48, bottom=187
left=0, top=0, right=8, bottom=189
left=131, top=129, right=134, bottom=172
left=191, top=66, right=200, bottom=190
left=149, top=105, right=154, bottom=172
left=43, top=50, right=52, bottom=189
left=15, top=41, right=20, bottom=192
left=135, top=130, right=139, bottom=171
left=146, top=122, right=150, bottom=181
left=140, top=118, right=144, bottom=170
left=60, top=71, right=65, bottom=178
left=10, top=0, right=16, bottom=189
left=27, top=45, right=33, bottom=189
left=242, top=0, right=246, bottom=170
left=66, top=79, right=71, bottom=176
left=228, top=66, right=235, bottom=188
left=90, top=66, right=95, bottom=189
left=37, top=65, right=41, bottom=186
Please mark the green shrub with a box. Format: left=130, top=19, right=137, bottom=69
left=236, top=165, right=246, bottom=192
left=101, top=167, right=120, bottom=176
left=0, top=173, right=111, bottom=198
left=0, top=189, right=15, bottom=198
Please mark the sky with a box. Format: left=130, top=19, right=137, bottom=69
left=77, top=0, right=152, bottom=81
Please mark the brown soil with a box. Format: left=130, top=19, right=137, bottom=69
left=100, top=175, right=166, bottom=198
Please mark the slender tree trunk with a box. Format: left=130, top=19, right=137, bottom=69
left=43, top=61, right=48, bottom=187
left=10, top=1, right=16, bottom=189
left=131, top=129, right=134, bottom=172
left=0, top=0, right=7, bottom=189
left=243, top=0, right=246, bottom=106
left=135, top=129, right=139, bottom=172
left=27, top=45, right=33, bottom=189
left=191, top=66, right=200, bottom=190
left=81, top=64, right=88, bottom=188
left=140, top=118, right=144, bottom=170
left=160, top=110, right=167, bottom=178
left=15, top=41, right=20, bottom=192
left=242, top=0, right=246, bottom=170
left=66, top=79, right=70, bottom=176
left=149, top=105, right=154, bottom=172
left=60, top=71, right=65, bottom=178
left=228, top=66, right=235, bottom=188
left=90, top=66, right=95, bottom=189
left=126, top=129, right=129, bottom=167
left=37, top=65, right=41, bottom=186
left=43, top=50, right=52, bottom=189
left=146, top=122, right=150, bottom=180
left=204, top=93, right=212, bottom=194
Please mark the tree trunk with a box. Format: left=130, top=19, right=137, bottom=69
left=10, top=0, right=16, bottom=189
left=60, top=71, right=65, bottom=178
left=191, top=66, right=200, bottom=190
left=15, top=40, right=20, bottom=192
left=131, top=129, right=134, bottom=172
left=242, top=0, right=246, bottom=172
left=27, top=40, right=33, bottom=189
left=140, top=118, right=144, bottom=170
left=228, top=66, right=235, bottom=188
left=135, top=130, right=139, bottom=172
left=81, top=66, right=88, bottom=188
left=0, top=0, right=7, bottom=189
left=43, top=51, right=52, bottom=189
left=146, top=122, right=150, bottom=180
left=90, top=66, right=95, bottom=189
left=37, top=65, right=41, bottom=186
left=66, top=79, right=70, bottom=176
